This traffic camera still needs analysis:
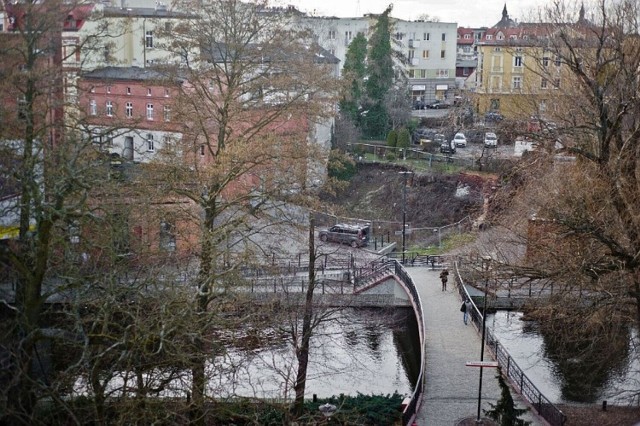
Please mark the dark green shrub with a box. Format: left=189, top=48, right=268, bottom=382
left=327, top=149, right=357, bottom=181
left=386, top=129, right=398, bottom=147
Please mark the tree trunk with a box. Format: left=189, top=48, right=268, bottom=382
left=293, top=218, right=316, bottom=416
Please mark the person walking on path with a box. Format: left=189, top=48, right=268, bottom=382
left=461, top=299, right=472, bottom=325
left=439, top=269, right=449, bottom=291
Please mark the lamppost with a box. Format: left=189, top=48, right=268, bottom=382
left=319, top=403, right=337, bottom=423
left=476, top=256, right=492, bottom=424
left=399, top=171, right=412, bottom=264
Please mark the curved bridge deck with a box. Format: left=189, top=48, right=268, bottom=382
left=405, top=267, right=543, bottom=426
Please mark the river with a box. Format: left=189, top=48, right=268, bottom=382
left=489, top=311, right=640, bottom=405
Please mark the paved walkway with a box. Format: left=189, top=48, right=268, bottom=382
left=406, top=267, right=544, bottom=426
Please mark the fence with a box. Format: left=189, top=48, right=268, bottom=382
left=453, top=262, right=567, bottom=426
left=348, top=142, right=510, bottom=174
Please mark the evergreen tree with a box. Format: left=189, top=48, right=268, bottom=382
left=386, top=129, right=398, bottom=147
left=397, top=128, right=411, bottom=149
left=361, top=5, right=394, bottom=138
left=484, top=368, right=531, bottom=426
left=340, top=32, right=367, bottom=124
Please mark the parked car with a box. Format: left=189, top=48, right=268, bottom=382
left=452, top=132, right=467, bottom=147
left=427, top=100, right=449, bottom=109
left=413, top=100, right=427, bottom=110
left=485, top=111, right=504, bottom=122
left=319, top=224, right=370, bottom=248
left=484, top=132, right=498, bottom=148
left=439, top=134, right=456, bottom=154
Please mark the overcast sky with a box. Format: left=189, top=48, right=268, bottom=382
left=272, top=0, right=550, bottom=28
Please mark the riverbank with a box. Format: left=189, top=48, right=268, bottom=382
left=557, top=404, right=640, bottom=425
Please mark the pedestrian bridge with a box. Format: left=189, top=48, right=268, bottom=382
left=244, top=258, right=565, bottom=426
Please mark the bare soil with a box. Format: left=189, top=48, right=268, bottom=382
left=321, top=162, right=489, bottom=227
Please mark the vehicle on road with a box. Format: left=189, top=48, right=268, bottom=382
left=452, top=132, right=467, bottom=147
left=427, top=100, right=449, bottom=109
left=413, top=100, right=427, bottom=110
left=439, top=134, right=456, bottom=154
left=319, top=224, right=370, bottom=248
left=484, top=132, right=498, bottom=148
left=485, top=111, right=504, bottom=122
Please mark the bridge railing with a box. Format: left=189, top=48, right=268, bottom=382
left=390, top=261, right=427, bottom=426
left=453, top=262, right=567, bottom=426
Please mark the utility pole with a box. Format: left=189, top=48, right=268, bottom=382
left=476, top=256, right=492, bottom=423
left=399, top=171, right=412, bottom=264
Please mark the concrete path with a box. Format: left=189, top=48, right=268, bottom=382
left=406, top=267, right=544, bottom=426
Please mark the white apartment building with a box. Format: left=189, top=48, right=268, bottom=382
left=300, top=15, right=458, bottom=104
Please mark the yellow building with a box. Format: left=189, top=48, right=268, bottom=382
left=473, top=5, right=592, bottom=121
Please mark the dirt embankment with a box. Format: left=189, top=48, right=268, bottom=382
left=321, top=163, right=493, bottom=228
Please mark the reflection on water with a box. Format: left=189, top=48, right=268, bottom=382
left=489, top=311, right=640, bottom=404
left=72, top=308, right=419, bottom=400
left=221, top=307, right=419, bottom=399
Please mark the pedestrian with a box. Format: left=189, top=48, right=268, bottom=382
left=439, top=269, right=449, bottom=291
left=461, top=299, right=472, bottom=325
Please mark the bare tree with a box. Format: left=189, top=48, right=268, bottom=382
left=486, top=0, right=640, bottom=401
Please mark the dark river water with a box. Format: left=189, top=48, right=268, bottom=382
left=489, top=311, right=640, bottom=405
left=218, top=307, right=420, bottom=399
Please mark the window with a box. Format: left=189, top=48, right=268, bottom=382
left=408, top=69, right=415, bottom=78
left=345, top=31, right=352, bottom=40
left=408, top=50, right=415, bottom=61
left=420, top=69, right=426, bottom=78
left=147, top=88, right=152, bottom=96
left=127, top=87, right=131, bottom=95
left=163, top=105, right=170, bottom=121
left=89, top=100, right=97, bottom=115
left=200, top=144, right=205, bottom=156
left=555, top=55, right=561, bottom=66
left=145, top=30, right=153, bottom=48
left=494, top=47, right=501, bottom=52
left=514, top=56, right=523, bottom=67
left=90, top=86, right=95, bottom=93
left=159, top=220, right=176, bottom=252
left=437, top=69, right=449, bottom=78
left=328, top=30, right=336, bottom=39
left=512, top=76, right=522, bottom=89
left=106, top=100, right=113, bottom=116
left=422, top=50, right=429, bottom=58
left=539, top=100, right=547, bottom=112
left=107, top=85, right=111, bottom=93
left=125, top=102, right=133, bottom=118
left=540, top=78, right=548, bottom=89
left=164, top=22, right=172, bottom=32
left=146, top=103, right=154, bottom=120
left=395, top=32, right=403, bottom=40
left=441, top=33, right=446, bottom=41
left=423, top=32, right=429, bottom=40
left=147, top=133, right=154, bottom=151
left=542, top=56, right=549, bottom=67
left=486, top=35, right=493, bottom=40
left=164, top=88, right=170, bottom=97
left=554, top=78, right=560, bottom=88
left=464, top=34, right=471, bottom=39
left=440, top=50, right=445, bottom=59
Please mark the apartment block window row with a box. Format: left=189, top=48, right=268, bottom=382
left=145, top=30, right=153, bottom=48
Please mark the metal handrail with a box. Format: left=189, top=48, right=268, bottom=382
left=453, top=262, right=566, bottom=426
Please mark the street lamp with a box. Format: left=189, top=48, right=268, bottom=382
left=476, top=256, right=492, bottom=424
left=399, top=171, right=413, bottom=264
left=319, top=403, right=337, bottom=420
